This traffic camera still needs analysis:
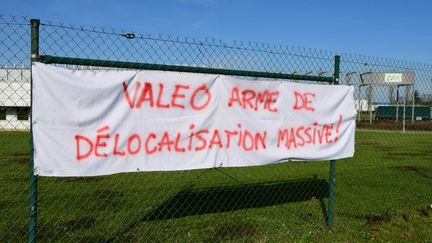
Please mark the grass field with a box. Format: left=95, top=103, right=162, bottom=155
left=0, top=131, right=431, bottom=242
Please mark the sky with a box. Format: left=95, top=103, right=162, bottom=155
left=3, top=0, right=432, bottom=64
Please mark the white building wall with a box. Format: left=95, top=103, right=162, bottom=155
left=355, top=100, right=370, bottom=112
left=0, top=82, right=30, bottom=107
left=1, top=68, right=31, bottom=131
left=0, top=108, right=30, bottom=131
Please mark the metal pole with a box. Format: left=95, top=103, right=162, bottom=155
left=403, top=89, right=406, bottom=132
left=29, top=18, right=40, bottom=243
left=369, top=86, right=372, bottom=124
left=327, top=55, right=340, bottom=227
left=411, top=86, right=415, bottom=125
left=396, top=85, right=399, bottom=122
left=357, top=86, right=362, bottom=122
left=327, top=160, right=336, bottom=227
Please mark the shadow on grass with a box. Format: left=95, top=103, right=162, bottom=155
left=106, top=177, right=328, bottom=242
left=145, top=178, right=329, bottom=220
left=393, top=165, right=432, bottom=180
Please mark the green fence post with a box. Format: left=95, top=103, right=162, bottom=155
left=326, top=55, right=340, bottom=227
left=29, top=18, right=40, bottom=243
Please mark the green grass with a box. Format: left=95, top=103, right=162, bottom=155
left=0, top=131, right=431, bottom=242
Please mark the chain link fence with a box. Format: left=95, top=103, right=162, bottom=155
left=1, top=15, right=431, bottom=242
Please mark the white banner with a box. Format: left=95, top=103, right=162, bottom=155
left=32, top=62, right=356, bottom=176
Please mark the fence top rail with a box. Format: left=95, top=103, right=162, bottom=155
left=38, top=55, right=336, bottom=83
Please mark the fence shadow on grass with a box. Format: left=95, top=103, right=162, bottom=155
left=106, top=177, right=328, bottom=242
left=144, top=178, right=329, bottom=220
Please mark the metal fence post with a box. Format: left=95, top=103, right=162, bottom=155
left=411, top=86, right=415, bottom=125
left=29, top=18, right=40, bottom=243
left=326, top=55, right=340, bottom=227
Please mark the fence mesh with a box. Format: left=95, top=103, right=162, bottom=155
left=1, top=15, right=431, bottom=242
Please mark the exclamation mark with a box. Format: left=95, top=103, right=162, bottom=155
left=334, top=114, right=343, bottom=142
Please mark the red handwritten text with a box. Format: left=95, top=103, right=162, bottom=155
left=293, top=91, right=316, bottom=112
left=75, top=124, right=267, bottom=161
left=122, top=81, right=212, bottom=111
left=228, top=86, right=279, bottom=112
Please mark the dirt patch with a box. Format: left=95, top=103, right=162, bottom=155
left=361, top=212, right=392, bottom=240
left=207, top=221, right=258, bottom=241
left=365, top=212, right=391, bottom=225
left=402, top=212, right=411, bottom=222
left=420, top=207, right=430, bottom=217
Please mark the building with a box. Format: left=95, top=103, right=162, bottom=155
left=0, top=68, right=30, bottom=131
left=355, top=99, right=371, bottom=112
